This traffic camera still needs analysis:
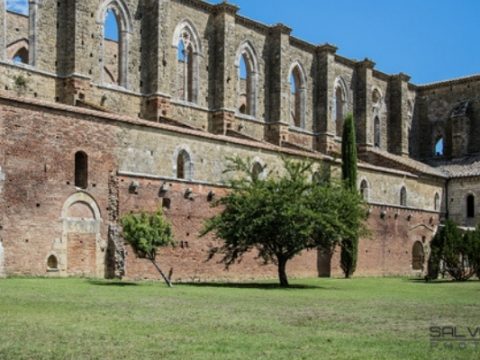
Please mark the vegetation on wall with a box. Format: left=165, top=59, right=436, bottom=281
left=202, top=157, right=367, bottom=287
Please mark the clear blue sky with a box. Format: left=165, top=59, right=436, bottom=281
left=212, top=0, right=478, bottom=84
left=8, top=0, right=478, bottom=84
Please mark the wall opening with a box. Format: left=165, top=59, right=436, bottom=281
left=467, top=194, right=475, bottom=218
left=176, top=37, right=194, bottom=102
left=412, top=241, right=424, bottom=270
left=103, top=9, right=120, bottom=85
left=289, top=64, right=305, bottom=128
left=6, top=0, right=29, bottom=15
left=374, top=116, right=381, bottom=148
left=400, top=186, right=407, bottom=207
left=176, top=150, right=192, bottom=180
left=173, top=21, right=201, bottom=104
left=434, top=137, right=444, bottom=157
left=47, top=255, right=58, bottom=271
left=235, top=44, right=257, bottom=117
left=74, top=151, right=88, bottom=189
left=434, top=193, right=440, bottom=212
left=252, top=162, right=264, bottom=181
left=333, top=78, right=347, bottom=137
left=12, top=47, right=29, bottom=64
left=360, top=180, right=369, bottom=201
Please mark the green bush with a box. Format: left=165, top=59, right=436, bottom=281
left=427, top=220, right=480, bottom=281
left=121, top=209, right=175, bottom=286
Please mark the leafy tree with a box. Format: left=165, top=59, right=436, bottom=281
left=427, top=220, right=479, bottom=281
left=340, top=113, right=360, bottom=278
left=121, top=210, right=175, bottom=287
left=201, top=157, right=367, bottom=287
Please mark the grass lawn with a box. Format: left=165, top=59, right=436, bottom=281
left=0, top=277, right=479, bottom=360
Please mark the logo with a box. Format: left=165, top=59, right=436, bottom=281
left=430, top=326, right=480, bottom=349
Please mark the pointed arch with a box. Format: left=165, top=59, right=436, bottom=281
left=96, top=0, right=133, bottom=88
left=173, top=145, right=194, bottom=181
left=333, top=77, right=348, bottom=137
left=173, top=19, right=202, bottom=103
left=360, top=179, right=369, bottom=201
left=4, top=0, right=38, bottom=66
left=288, top=61, right=307, bottom=128
left=235, top=41, right=259, bottom=117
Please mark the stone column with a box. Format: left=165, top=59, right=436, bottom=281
left=28, top=0, right=40, bottom=67
left=389, top=73, right=411, bottom=156
left=264, top=23, right=292, bottom=145
left=315, top=44, right=338, bottom=153
left=141, top=0, right=172, bottom=121
left=355, top=58, right=375, bottom=148
left=0, top=0, right=5, bottom=61
left=209, top=2, right=239, bottom=135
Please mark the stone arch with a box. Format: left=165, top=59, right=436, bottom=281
left=235, top=41, right=259, bottom=117
left=288, top=61, right=307, bottom=128
left=46, top=253, right=59, bottom=271
left=61, top=192, right=104, bottom=277
left=172, top=19, right=202, bottom=103
left=96, top=0, right=133, bottom=88
left=372, top=87, right=386, bottom=148
left=3, top=0, right=38, bottom=66
left=412, top=241, right=425, bottom=271
left=6, top=38, right=29, bottom=63
left=173, top=145, right=194, bottom=181
left=359, top=178, right=370, bottom=201
left=333, top=76, right=348, bottom=137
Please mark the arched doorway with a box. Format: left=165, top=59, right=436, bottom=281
left=412, top=241, right=425, bottom=271
left=61, top=192, right=104, bottom=277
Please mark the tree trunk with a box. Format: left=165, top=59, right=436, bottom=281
left=277, top=256, right=289, bottom=287
left=150, top=259, right=173, bottom=288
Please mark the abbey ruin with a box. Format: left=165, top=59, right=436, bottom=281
left=0, top=0, right=479, bottom=280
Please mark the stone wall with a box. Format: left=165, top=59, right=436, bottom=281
left=0, top=95, right=444, bottom=279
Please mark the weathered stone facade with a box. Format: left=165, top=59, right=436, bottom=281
left=0, top=0, right=477, bottom=280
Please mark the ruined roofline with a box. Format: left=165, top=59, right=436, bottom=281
left=416, top=73, right=480, bottom=91
left=184, top=0, right=414, bottom=84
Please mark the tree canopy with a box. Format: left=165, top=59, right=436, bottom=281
left=202, top=157, right=367, bottom=287
left=121, top=210, right=175, bottom=287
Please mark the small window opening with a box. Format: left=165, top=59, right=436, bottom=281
left=435, top=137, right=444, bottom=157
left=47, top=255, right=58, bottom=271
left=12, top=47, right=29, bottom=64
left=400, top=187, right=407, bottom=207
left=74, top=151, right=88, bottom=189
left=104, top=9, right=120, bottom=42
left=467, top=194, right=475, bottom=218
left=374, top=116, right=381, bottom=148
left=6, top=0, right=29, bottom=15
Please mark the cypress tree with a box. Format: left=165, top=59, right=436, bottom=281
left=340, top=113, right=359, bottom=278
left=341, top=113, right=357, bottom=190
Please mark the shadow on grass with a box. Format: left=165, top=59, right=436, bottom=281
left=406, top=278, right=480, bottom=285
left=176, top=282, right=323, bottom=290
left=87, top=280, right=139, bottom=287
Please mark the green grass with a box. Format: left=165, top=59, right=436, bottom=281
left=0, top=277, right=479, bottom=360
